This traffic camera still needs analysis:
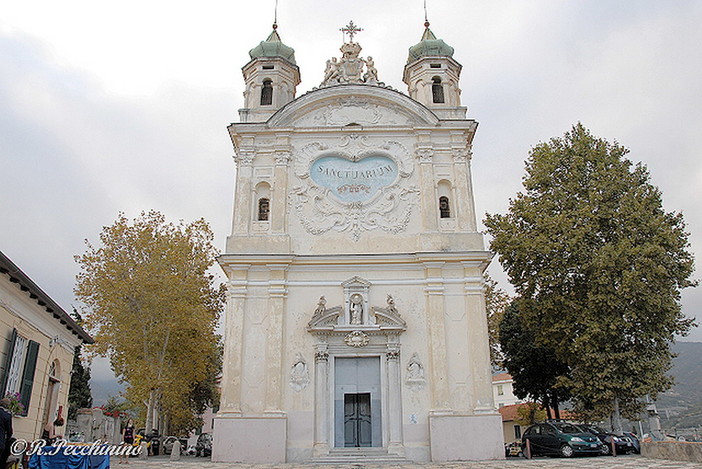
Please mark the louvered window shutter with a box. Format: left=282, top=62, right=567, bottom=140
left=19, top=340, right=39, bottom=416
left=0, top=329, right=18, bottom=396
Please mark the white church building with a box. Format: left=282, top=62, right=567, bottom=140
left=212, top=19, right=504, bottom=463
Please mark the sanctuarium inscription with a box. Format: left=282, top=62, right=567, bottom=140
left=310, top=155, right=397, bottom=203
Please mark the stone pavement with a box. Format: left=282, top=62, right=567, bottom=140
left=126, top=454, right=702, bottom=469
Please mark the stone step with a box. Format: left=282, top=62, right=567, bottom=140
left=307, top=449, right=411, bottom=465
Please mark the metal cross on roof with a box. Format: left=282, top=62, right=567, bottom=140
left=340, top=20, right=363, bottom=43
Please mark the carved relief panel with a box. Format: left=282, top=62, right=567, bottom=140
left=289, top=134, right=419, bottom=241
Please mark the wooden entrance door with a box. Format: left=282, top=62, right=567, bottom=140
left=344, top=393, right=372, bottom=447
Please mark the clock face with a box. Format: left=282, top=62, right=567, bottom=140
left=310, top=155, right=398, bottom=203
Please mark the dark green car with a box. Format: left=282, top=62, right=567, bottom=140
left=522, top=422, right=603, bottom=457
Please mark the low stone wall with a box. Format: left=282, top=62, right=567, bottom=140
left=642, top=441, right=702, bottom=463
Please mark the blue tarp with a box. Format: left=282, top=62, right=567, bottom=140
left=28, top=446, right=110, bottom=469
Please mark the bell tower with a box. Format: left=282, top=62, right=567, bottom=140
left=403, top=21, right=466, bottom=119
left=240, top=24, right=301, bottom=123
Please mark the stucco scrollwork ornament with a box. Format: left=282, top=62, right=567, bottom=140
left=289, top=140, right=419, bottom=241
left=406, top=352, right=426, bottom=391
left=289, top=353, right=311, bottom=392
left=344, top=330, right=370, bottom=348
left=386, top=350, right=400, bottom=361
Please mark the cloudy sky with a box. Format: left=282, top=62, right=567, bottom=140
left=2, top=1, right=701, bottom=399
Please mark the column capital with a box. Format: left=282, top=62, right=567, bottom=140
left=416, top=148, right=434, bottom=164
left=234, top=148, right=255, bottom=167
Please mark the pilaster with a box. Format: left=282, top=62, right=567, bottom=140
left=417, top=145, right=438, bottom=231
left=423, top=262, right=450, bottom=412
left=386, top=340, right=404, bottom=455
left=265, top=264, right=289, bottom=414
left=219, top=265, right=250, bottom=414
left=462, top=261, right=494, bottom=413
left=452, top=144, right=477, bottom=232
left=231, top=150, right=254, bottom=235
left=271, top=143, right=291, bottom=233
left=313, top=343, right=330, bottom=455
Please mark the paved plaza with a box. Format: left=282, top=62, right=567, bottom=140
left=129, top=455, right=702, bottom=469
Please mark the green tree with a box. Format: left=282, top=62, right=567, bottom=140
left=484, top=274, right=511, bottom=369
left=499, top=302, right=571, bottom=419
left=67, top=346, right=93, bottom=420
left=515, top=401, right=547, bottom=427
left=485, top=124, right=697, bottom=431
left=68, top=310, right=92, bottom=421
left=75, top=210, right=225, bottom=435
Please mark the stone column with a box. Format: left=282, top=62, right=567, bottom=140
left=219, top=266, right=249, bottom=413
left=387, top=341, right=404, bottom=454
left=271, top=147, right=290, bottom=233
left=423, top=262, right=450, bottom=412
left=452, top=146, right=477, bottom=231
left=313, top=344, right=330, bottom=455
left=417, top=147, right=437, bottom=231
left=265, top=264, right=288, bottom=413
left=231, top=150, right=254, bottom=235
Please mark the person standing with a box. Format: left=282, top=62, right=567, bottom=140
left=120, top=418, right=135, bottom=465
left=0, top=398, right=14, bottom=468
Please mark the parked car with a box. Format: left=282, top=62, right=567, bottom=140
left=622, top=432, right=641, bottom=454
left=578, top=424, right=636, bottom=455
left=522, top=422, right=602, bottom=457
left=195, top=433, right=212, bottom=457
left=161, top=436, right=182, bottom=455
left=505, top=441, right=523, bottom=457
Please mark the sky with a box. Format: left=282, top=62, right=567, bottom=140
left=1, top=1, right=701, bottom=402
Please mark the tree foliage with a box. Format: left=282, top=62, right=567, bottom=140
left=68, top=310, right=92, bottom=421
left=485, top=124, right=697, bottom=428
left=75, top=210, right=225, bottom=435
left=515, top=401, right=547, bottom=427
left=499, top=302, right=571, bottom=418
left=484, top=274, right=511, bottom=369
left=67, top=346, right=92, bottom=421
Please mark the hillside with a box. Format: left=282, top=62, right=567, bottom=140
left=656, top=341, right=702, bottom=428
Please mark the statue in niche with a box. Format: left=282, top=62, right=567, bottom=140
left=290, top=353, right=310, bottom=392
left=350, top=293, right=363, bottom=325
left=406, top=352, right=426, bottom=391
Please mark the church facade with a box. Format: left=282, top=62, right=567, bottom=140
left=213, top=21, right=503, bottom=463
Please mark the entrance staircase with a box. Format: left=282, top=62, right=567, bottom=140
left=307, top=447, right=411, bottom=465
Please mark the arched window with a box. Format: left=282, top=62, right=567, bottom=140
left=260, top=79, right=273, bottom=106
left=258, top=198, right=270, bottom=221
left=254, top=182, right=271, bottom=223
left=439, top=196, right=451, bottom=218
left=432, top=77, right=445, bottom=104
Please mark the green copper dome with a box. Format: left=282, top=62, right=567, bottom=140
left=407, top=27, right=454, bottom=63
left=249, top=28, right=297, bottom=65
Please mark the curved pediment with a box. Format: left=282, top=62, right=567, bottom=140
left=267, top=84, right=440, bottom=128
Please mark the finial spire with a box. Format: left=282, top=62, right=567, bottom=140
left=273, top=0, right=279, bottom=30
left=340, top=20, right=363, bottom=43
left=423, top=0, right=430, bottom=28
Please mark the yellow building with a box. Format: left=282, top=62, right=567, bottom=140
left=0, top=251, right=92, bottom=441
